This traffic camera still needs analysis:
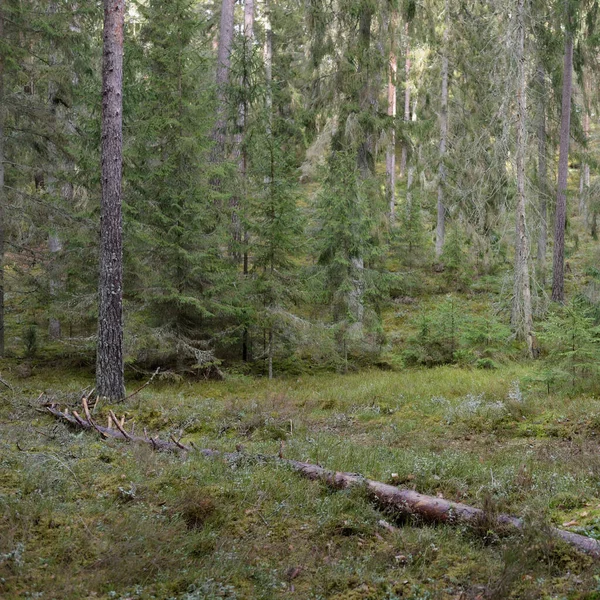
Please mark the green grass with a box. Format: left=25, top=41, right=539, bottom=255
left=3, top=365, right=600, bottom=599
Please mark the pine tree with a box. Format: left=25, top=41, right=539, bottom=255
left=96, top=0, right=125, bottom=400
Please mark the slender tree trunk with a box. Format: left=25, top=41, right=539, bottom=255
left=232, top=0, right=255, bottom=262
left=536, top=65, right=548, bottom=286
left=268, top=328, right=273, bottom=380
left=350, top=8, right=373, bottom=324
left=96, top=0, right=125, bottom=400
left=399, top=22, right=410, bottom=179
left=436, top=0, right=449, bottom=258
left=579, top=74, right=590, bottom=223
left=551, top=27, right=573, bottom=303
left=386, top=10, right=398, bottom=223
left=47, top=11, right=62, bottom=341
left=512, top=0, right=533, bottom=346
left=48, top=233, right=62, bottom=339
left=0, top=2, right=4, bottom=357
left=211, top=0, right=235, bottom=163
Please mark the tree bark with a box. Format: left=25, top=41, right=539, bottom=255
left=511, top=0, right=533, bottom=345
left=551, top=27, right=573, bottom=303
left=0, top=2, right=5, bottom=358
left=536, top=65, right=548, bottom=286
left=211, top=0, right=235, bottom=163
left=435, top=0, right=449, bottom=258
left=386, top=10, right=398, bottom=223
left=579, top=73, right=590, bottom=223
left=399, top=22, right=410, bottom=179
left=96, top=0, right=125, bottom=400
left=231, top=0, right=255, bottom=262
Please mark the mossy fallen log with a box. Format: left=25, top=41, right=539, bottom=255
left=45, top=400, right=600, bottom=559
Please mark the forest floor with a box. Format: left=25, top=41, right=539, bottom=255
left=2, top=365, right=600, bottom=599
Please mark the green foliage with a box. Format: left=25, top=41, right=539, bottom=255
left=538, top=298, right=600, bottom=392
left=439, top=226, right=473, bottom=290
left=403, top=296, right=511, bottom=367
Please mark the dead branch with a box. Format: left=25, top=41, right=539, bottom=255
left=108, top=410, right=132, bottom=440
left=45, top=401, right=600, bottom=559
left=0, top=375, right=14, bottom=391
left=123, top=367, right=160, bottom=402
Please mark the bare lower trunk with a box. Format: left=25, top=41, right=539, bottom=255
left=349, top=257, right=365, bottom=323
left=399, top=22, right=410, bottom=179
left=0, top=4, right=4, bottom=357
left=435, top=0, right=449, bottom=258
left=48, top=233, right=62, bottom=339
left=386, top=10, right=398, bottom=223
left=406, top=165, right=414, bottom=215
left=536, top=66, right=548, bottom=286
left=511, top=0, right=533, bottom=345
left=351, top=9, right=373, bottom=323
left=268, top=329, right=273, bottom=380
left=97, top=0, right=125, bottom=400
left=231, top=0, right=255, bottom=262
left=579, top=74, right=590, bottom=222
left=211, top=0, right=235, bottom=162
left=551, top=29, right=573, bottom=303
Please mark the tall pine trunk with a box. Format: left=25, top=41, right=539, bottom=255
left=231, top=0, right=255, bottom=262
left=386, top=10, right=398, bottom=223
left=211, top=0, right=235, bottom=162
left=0, top=1, right=4, bottom=357
left=399, top=22, right=410, bottom=178
left=551, top=26, right=573, bottom=303
left=435, top=0, right=449, bottom=258
left=579, top=74, right=590, bottom=222
left=350, top=8, right=373, bottom=325
left=536, top=65, right=548, bottom=286
left=511, top=0, right=533, bottom=346
left=96, top=0, right=125, bottom=400
left=265, top=3, right=274, bottom=378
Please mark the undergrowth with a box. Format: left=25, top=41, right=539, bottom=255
left=2, top=366, right=600, bottom=598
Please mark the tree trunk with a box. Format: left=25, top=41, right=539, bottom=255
left=211, top=0, right=235, bottom=163
left=350, top=8, right=373, bottom=324
left=399, top=22, right=410, bottom=179
left=231, top=0, right=255, bottom=263
left=511, top=0, right=533, bottom=346
left=97, top=0, right=126, bottom=401
left=48, top=232, right=62, bottom=340
left=435, top=0, right=449, bottom=258
left=536, top=65, right=548, bottom=286
left=0, top=2, right=5, bottom=358
left=551, top=28, right=573, bottom=303
left=386, top=10, right=398, bottom=223
left=268, top=328, right=273, bottom=380
left=579, top=74, right=590, bottom=223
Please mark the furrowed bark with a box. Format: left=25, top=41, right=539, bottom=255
left=579, top=73, right=590, bottom=223
left=386, top=10, right=398, bottom=223
left=47, top=401, right=600, bottom=559
left=551, top=26, right=573, bottom=303
left=211, top=0, right=235, bottom=163
left=435, top=0, right=449, bottom=258
left=536, top=65, right=548, bottom=286
left=97, top=0, right=125, bottom=400
left=511, top=0, right=533, bottom=344
left=399, top=22, right=410, bottom=179
left=0, top=1, right=5, bottom=358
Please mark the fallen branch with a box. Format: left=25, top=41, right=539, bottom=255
left=45, top=401, right=600, bottom=559
left=0, top=375, right=14, bottom=391
left=123, top=367, right=160, bottom=402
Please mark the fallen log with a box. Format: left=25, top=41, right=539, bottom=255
left=45, top=400, right=600, bottom=559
